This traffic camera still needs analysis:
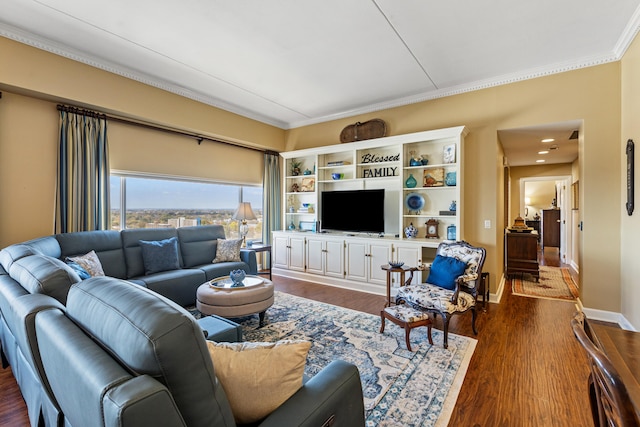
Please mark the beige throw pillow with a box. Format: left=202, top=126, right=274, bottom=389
left=206, top=340, right=311, bottom=424
left=212, top=238, right=242, bottom=263
left=67, top=250, right=105, bottom=277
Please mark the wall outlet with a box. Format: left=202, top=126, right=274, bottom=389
left=484, top=220, right=491, bottom=229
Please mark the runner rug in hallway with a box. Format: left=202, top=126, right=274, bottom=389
left=191, top=291, right=477, bottom=426
left=511, top=265, right=579, bottom=301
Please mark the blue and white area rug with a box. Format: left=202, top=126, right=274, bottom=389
left=193, top=291, right=476, bottom=426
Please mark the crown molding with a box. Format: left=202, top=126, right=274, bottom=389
left=0, top=23, right=289, bottom=129
left=2, top=17, right=637, bottom=131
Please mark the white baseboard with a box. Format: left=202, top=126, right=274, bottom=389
left=582, top=307, right=636, bottom=331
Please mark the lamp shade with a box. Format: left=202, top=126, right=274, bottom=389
left=232, top=202, right=256, bottom=221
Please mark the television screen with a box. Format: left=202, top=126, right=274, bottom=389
left=321, top=189, right=385, bottom=233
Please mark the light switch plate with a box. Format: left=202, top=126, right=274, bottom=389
left=484, top=220, right=491, bottom=229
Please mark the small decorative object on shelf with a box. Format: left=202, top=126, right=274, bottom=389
left=425, top=219, right=439, bottom=239
left=421, top=155, right=429, bottom=165
left=409, top=150, right=422, bottom=166
left=331, top=173, right=344, bottom=180
left=447, top=224, right=457, bottom=240
left=290, top=183, right=299, bottom=192
left=303, top=168, right=312, bottom=175
left=445, top=171, right=457, bottom=186
left=443, top=144, right=456, bottom=164
left=290, top=160, right=302, bottom=176
left=288, top=220, right=296, bottom=231
left=404, top=223, right=418, bottom=238
left=405, top=174, right=417, bottom=188
left=423, top=168, right=444, bottom=187
left=405, top=193, right=425, bottom=214
left=301, top=178, right=315, bottom=192
left=229, top=269, right=246, bottom=287
left=449, top=200, right=457, bottom=212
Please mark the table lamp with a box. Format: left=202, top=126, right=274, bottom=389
left=233, top=202, right=256, bottom=247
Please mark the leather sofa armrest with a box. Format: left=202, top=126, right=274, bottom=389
left=103, top=375, right=187, bottom=427
left=258, top=360, right=365, bottom=427
left=239, top=249, right=258, bottom=275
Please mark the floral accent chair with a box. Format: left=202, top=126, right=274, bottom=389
left=395, top=240, right=486, bottom=348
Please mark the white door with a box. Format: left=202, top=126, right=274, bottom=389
left=345, top=241, right=367, bottom=282
left=306, top=237, right=324, bottom=275
left=368, top=243, right=392, bottom=286
left=273, top=235, right=289, bottom=269
left=289, top=236, right=306, bottom=271
left=324, top=239, right=344, bottom=278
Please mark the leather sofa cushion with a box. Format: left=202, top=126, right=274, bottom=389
left=133, top=268, right=205, bottom=307
left=9, top=255, right=80, bottom=304
left=177, top=225, right=226, bottom=268
left=0, top=245, right=36, bottom=272
left=121, top=229, right=180, bottom=278
left=65, top=277, right=235, bottom=427
left=56, top=230, right=127, bottom=279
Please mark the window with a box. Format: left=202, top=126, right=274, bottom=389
left=110, top=175, right=262, bottom=241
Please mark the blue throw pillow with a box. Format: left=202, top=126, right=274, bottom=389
left=139, top=237, right=180, bottom=275
left=427, top=255, right=468, bottom=290
left=65, top=259, right=91, bottom=280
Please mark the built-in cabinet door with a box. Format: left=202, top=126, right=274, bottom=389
left=288, top=236, right=306, bottom=271
left=306, top=237, right=324, bottom=275
left=273, top=235, right=290, bottom=269
left=324, top=240, right=344, bottom=278
left=367, top=243, right=392, bottom=286
left=395, top=244, right=422, bottom=285
left=345, top=241, right=368, bottom=282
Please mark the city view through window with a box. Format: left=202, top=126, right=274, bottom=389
left=110, top=176, right=263, bottom=241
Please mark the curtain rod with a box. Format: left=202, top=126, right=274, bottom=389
left=56, top=104, right=276, bottom=154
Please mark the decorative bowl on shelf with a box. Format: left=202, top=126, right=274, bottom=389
left=405, top=193, right=425, bottom=213
left=388, top=261, right=405, bottom=268
left=331, top=173, right=344, bottom=180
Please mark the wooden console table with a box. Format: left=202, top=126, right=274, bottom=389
left=505, top=230, right=540, bottom=281
left=589, top=322, right=640, bottom=419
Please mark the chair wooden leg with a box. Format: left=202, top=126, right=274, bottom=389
left=404, top=326, right=413, bottom=352
left=471, top=306, right=478, bottom=335
left=379, top=311, right=386, bottom=333
left=442, top=315, right=450, bottom=349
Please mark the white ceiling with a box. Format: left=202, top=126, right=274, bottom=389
left=0, top=1, right=638, bottom=165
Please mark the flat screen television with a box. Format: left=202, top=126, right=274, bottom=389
left=321, top=189, right=385, bottom=233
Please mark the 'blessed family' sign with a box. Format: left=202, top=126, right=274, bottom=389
left=360, top=152, right=400, bottom=178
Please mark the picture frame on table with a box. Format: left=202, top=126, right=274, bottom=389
left=443, top=144, right=456, bottom=164
left=423, top=168, right=444, bottom=187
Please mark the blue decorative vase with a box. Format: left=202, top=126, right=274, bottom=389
left=449, top=200, right=457, bottom=212
left=447, top=225, right=456, bottom=240
left=288, top=220, right=296, bottom=230
left=405, top=174, right=417, bottom=188
left=404, top=223, right=418, bottom=238
left=409, top=158, right=422, bottom=166
left=445, top=172, right=457, bottom=186
left=229, top=269, right=246, bottom=287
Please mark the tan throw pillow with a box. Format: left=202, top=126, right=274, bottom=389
left=212, top=238, right=242, bottom=263
left=206, top=340, right=311, bottom=424
left=67, top=250, right=105, bottom=277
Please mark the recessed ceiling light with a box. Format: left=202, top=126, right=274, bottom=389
left=538, top=150, right=549, bottom=154
left=541, top=138, right=555, bottom=143
left=536, top=159, right=546, bottom=163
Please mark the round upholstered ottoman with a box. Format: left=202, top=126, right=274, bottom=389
left=196, top=277, right=274, bottom=326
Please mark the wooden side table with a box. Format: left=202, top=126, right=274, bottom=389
left=381, top=264, right=418, bottom=307
left=249, top=244, right=272, bottom=280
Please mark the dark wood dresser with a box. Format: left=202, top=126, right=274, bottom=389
left=505, top=230, right=540, bottom=281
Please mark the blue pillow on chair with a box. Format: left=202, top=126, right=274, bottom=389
left=139, top=237, right=181, bottom=275
left=427, top=255, right=468, bottom=290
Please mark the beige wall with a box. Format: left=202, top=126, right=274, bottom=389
left=0, top=36, right=284, bottom=247
left=285, top=63, right=622, bottom=314
left=621, top=33, right=640, bottom=328
left=509, top=164, right=572, bottom=222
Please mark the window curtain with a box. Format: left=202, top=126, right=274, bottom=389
left=262, top=152, right=281, bottom=245
left=56, top=110, right=110, bottom=233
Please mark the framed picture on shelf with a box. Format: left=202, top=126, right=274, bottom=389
left=423, top=168, right=444, bottom=187
left=443, top=144, right=456, bottom=164
left=301, top=178, right=315, bottom=192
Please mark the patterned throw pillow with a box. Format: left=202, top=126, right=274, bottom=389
left=67, top=250, right=105, bottom=277
left=206, top=340, right=311, bottom=424
left=65, top=260, right=91, bottom=280
left=212, top=239, right=242, bottom=263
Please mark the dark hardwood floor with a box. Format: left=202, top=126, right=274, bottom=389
left=0, top=247, right=594, bottom=426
